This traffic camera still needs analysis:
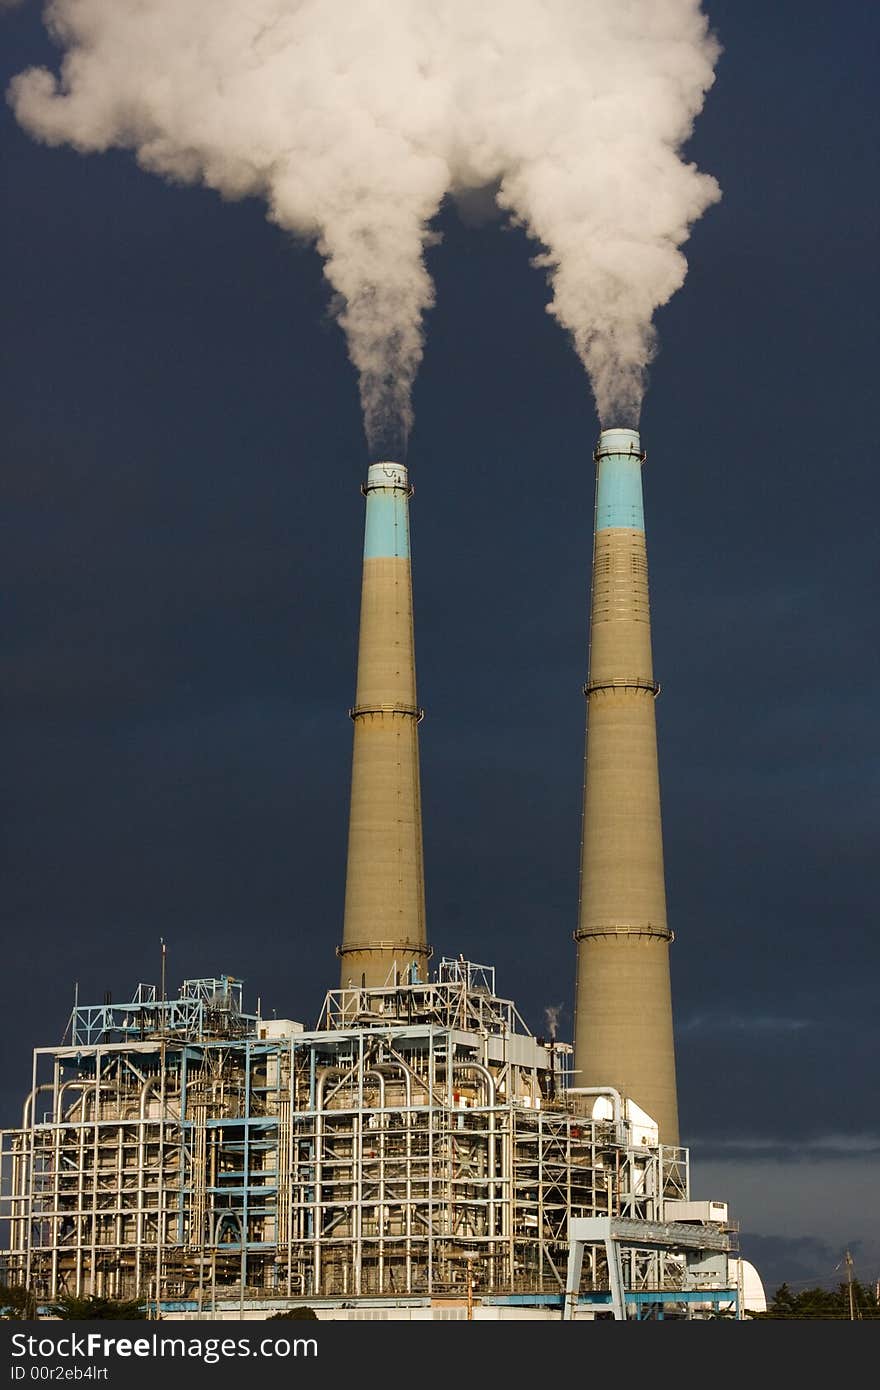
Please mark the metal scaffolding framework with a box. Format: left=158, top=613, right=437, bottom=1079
left=0, top=961, right=735, bottom=1317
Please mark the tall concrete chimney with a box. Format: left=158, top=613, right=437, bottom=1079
left=338, top=462, right=430, bottom=989
left=573, top=427, right=679, bottom=1143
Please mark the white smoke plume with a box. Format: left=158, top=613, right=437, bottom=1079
left=9, top=1, right=720, bottom=449
left=544, top=1003, right=564, bottom=1041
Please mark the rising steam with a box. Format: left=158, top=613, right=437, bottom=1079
left=544, top=1003, right=564, bottom=1041
left=9, top=0, right=720, bottom=450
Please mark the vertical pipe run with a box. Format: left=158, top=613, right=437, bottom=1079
left=339, top=462, right=430, bottom=989
left=573, top=428, right=679, bottom=1144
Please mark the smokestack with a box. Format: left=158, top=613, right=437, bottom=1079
left=573, top=427, right=679, bottom=1143
left=339, top=462, right=430, bottom=989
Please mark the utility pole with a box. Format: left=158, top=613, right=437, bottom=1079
left=845, top=1250, right=856, bottom=1320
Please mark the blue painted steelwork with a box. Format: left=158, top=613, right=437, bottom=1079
left=485, top=1288, right=738, bottom=1308
left=69, top=975, right=259, bottom=1046
left=363, top=462, right=411, bottom=559
left=483, top=1293, right=564, bottom=1306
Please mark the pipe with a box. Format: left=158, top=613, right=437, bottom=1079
left=566, top=1085, right=624, bottom=1127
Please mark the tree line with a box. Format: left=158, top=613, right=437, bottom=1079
left=750, top=1281, right=880, bottom=1320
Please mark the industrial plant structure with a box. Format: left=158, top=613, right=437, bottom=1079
left=0, top=435, right=749, bottom=1320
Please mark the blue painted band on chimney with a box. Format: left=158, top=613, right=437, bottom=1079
left=364, top=493, right=410, bottom=558
left=595, top=457, right=645, bottom=532
left=364, top=464, right=411, bottom=559
left=594, top=429, right=644, bottom=533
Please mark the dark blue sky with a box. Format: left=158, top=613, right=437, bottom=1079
left=2, top=1, right=878, bottom=1295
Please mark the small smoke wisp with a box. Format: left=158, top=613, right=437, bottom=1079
left=544, top=1003, right=564, bottom=1041
left=9, top=1, right=720, bottom=447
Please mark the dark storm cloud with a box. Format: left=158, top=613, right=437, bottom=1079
left=1, top=0, right=878, bottom=1291
left=737, top=1234, right=867, bottom=1299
